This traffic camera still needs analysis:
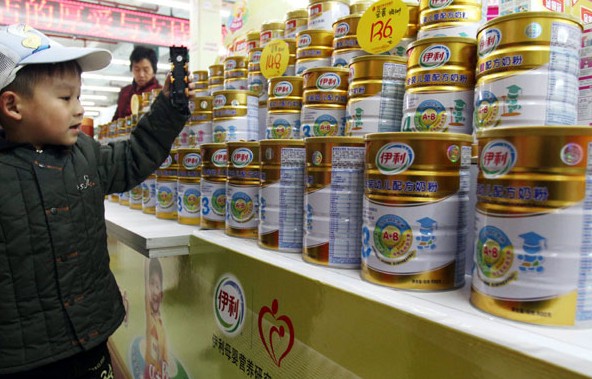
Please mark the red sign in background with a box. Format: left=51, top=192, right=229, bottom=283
left=0, top=0, right=190, bottom=46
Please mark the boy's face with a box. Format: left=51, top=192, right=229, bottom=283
left=14, top=69, right=84, bottom=148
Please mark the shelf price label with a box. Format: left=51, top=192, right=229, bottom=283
left=357, top=0, right=409, bottom=55
left=261, top=39, right=290, bottom=79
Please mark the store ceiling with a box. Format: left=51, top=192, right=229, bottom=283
left=46, top=0, right=235, bottom=122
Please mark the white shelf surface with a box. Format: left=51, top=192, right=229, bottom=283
left=104, top=201, right=198, bottom=257
left=193, top=229, right=592, bottom=377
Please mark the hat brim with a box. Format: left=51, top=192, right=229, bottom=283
left=19, top=46, right=112, bottom=72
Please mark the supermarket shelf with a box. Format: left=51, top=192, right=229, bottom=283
left=104, top=201, right=197, bottom=257
left=192, top=229, right=592, bottom=378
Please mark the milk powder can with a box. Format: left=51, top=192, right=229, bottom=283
left=200, top=143, right=228, bottom=230
left=226, top=142, right=260, bottom=239
left=301, top=66, right=349, bottom=137
left=362, top=132, right=473, bottom=290
left=304, top=137, right=365, bottom=268
left=259, top=140, right=307, bottom=252
left=177, top=148, right=202, bottom=226
left=402, top=37, right=477, bottom=134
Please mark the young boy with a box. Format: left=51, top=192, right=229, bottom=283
left=0, top=24, right=189, bottom=378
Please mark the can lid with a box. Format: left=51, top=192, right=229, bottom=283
left=333, top=14, right=361, bottom=27
left=211, top=89, right=259, bottom=98
left=407, top=36, right=477, bottom=51
left=261, top=20, right=286, bottom=30
left=260, top=139, right=305, bottom=147
left=350, top=54, right=407, bottom=65
left=286, top=8, right=308, bottom=19
left=246, top=30, right=260, bottom=40
left=200, top=142, right=227, bottom=149
left=226, top=141, right=260, bottom=147
left=365, top=132, right=474, bottom=143
left=477, top=126, right=592, bottom=139
left=269, top=75, right=304, bottom=83
left=306, top=136, right=364, bottom=144
left=302, top=66, right=349, bottom=75
left=177, top=147, right=201, bottom=153
left=478, top=12, right=583, bottom=36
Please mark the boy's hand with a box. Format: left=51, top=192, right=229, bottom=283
left=161, top=73, right=195, bottom=104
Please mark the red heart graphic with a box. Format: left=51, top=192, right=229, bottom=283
left=258, top=299, right=294, bottom=367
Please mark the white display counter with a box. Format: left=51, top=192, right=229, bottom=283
left=104, top=201, right=196, bottom=257
left=105, top=201, right=592, bottom=378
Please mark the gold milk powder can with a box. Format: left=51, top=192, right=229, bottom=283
left=212, top=90, right=259, bottom=142
left=362, top=133, right=473, bottom=290
left=474, top=12, right=582, bottom=129
left=471, top=126, right=592, bottom=327
left=304, top=137, right=365, bottom=268
left=259, top=140, right=307, bottom=252
left=347, top=55, right=408, bottom=135
left=155, top=150, right=178, bottom=220
left=402, top=37, right=476, bottom=134
left=301, top=66, right=349, bottom=137
left=141, top=174, right=157, bottom=215
left=226, top=142, right=260, bottom=239
left=260, top=20, right=285, bottom=46
left=296, top=29, right=335, bottom=75
left=177, top=148, right=202, bottom=226
left=192, top=70, right=209, bottom=97
left=331, top=14, right=366, bottom=67
left=224, top=55, right=248, bottom=90
left=308, top=0, right=351, bottom=30
left=186, top=96, right=213, bottom=146
left=200, top=143, right=227, bottom=230
left=285, top=9, right=309, bottom=39
left=266, top=76, right=304, bottom=139
left=418, top=0, right=486, bottom=39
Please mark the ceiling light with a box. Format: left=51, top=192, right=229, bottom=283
left=81, top=101, right=96, bottom=106
left=82, top=73, right=132, bottom=82
left=81, top=95, right=109, bottom=101
left=84, top=111, right=100, bottom=116
left=82, top=85, right=122, bottom=93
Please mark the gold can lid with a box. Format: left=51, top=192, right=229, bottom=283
left=260, top=139, right=305, bottom=147
left=261, top=20, right=285, bottom=31
left=246, top=30, right=261, bottom=40
left=408, top=36, right=477, bottom=51
left=365, top=132, right=473, bottom=143
left=286, top=8, right=308, bottom=19
left=350, top=54, right=407, bottom=65
left=350, top=1, right=372, bottom=14
left=306, top=136, right=364, bottom=144
left=478, top=11, right=583, bottom=35
left=477, top=126, right=592, bottom=139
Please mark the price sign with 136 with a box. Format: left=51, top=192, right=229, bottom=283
left=357, top=0, right=409, bottom=55
left=260, top=39, right=290, bottom=79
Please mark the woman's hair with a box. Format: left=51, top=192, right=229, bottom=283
left=129, top=45, right=158, bottom=74
left=0, top=61, right=82, bottom=98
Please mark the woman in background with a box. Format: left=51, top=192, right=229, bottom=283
left=112, top=45, right=161, bottom=120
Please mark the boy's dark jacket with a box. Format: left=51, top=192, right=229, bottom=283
left=0, top=93, right=188, bottom=374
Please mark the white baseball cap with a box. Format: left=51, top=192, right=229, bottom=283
left=0, top=24, right=112, bottom=90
